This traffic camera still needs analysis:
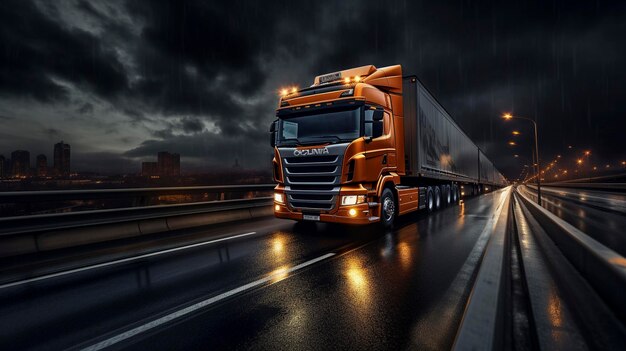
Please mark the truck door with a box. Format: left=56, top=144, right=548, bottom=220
left=364, top=107, right=396, bottom=177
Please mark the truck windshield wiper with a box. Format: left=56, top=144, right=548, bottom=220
left=306, top=135, right=343, bottom=143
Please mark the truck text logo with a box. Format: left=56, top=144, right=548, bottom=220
left=293, top=148, right=330, bottom=156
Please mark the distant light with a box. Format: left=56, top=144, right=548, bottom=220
left=577, top=159, right=583, bottom=165
left=557, top=155, right=561, bottom=158
left=514, top=154, right=519, bottom=158
left=503, top=113, right=513, bottom=120
left=606, top=164, right=610, bottom=168
left=508, top=141, right=516, bottom=146
left=512, top=130, right=521, bottom=135
left=584, top=150, right=591, bottom=156
left=568, top=145, right=573, bottom=149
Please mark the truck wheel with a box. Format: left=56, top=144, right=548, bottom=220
left=444, top=185, right=451, bottom=206
left=427, top=187, right=434, bottom=213
left=452, top=185, right=458, bottom=203
left=380, top=188, right=396, bottom=228
left=434, top=186, right=441, bottom=210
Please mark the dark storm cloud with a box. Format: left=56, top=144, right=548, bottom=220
left=1, top=0, right=624, bottom=177
left=124, top=131, right=269, bottom=169
left=0, top=0, right=128, bottom=102
left=124, top=0, right=282, bottom=137
left=77, top=103, right=94, bottom=114
left=181, top=117, right=204, bottom=134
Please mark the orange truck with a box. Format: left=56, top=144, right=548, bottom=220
left=270, top=64, right=506, bottom=227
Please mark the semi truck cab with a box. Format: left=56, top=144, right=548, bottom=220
left=270, top=64, right=505, bottom=227
left=271, top=65, right=405, bottom=227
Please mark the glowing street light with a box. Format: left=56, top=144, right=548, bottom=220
left=508, top=141, right=516, bottom=146
left=502, top=112, right=542, bottom=205
left=512, top=130, right=521, bottom=136
left=577, top=159, right=583, bottom=165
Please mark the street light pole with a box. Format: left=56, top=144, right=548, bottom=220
left=503, top=113, right=542, bottom=205
left=531, top=119, right=542, bottom=205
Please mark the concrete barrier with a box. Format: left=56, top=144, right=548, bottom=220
left=0, top=202, right=273, bottom=258
left=516, top=187, right=626, bottom=322
left=453, top=188, right=512, bottom=351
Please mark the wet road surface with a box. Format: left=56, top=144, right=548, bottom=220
left=0, top=188, right=509, bottom=351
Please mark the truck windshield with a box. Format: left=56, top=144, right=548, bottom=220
left=276, top=107, right=361, bottom=146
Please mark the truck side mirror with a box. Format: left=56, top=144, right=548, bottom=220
left=269, top=120, right=277, bottom=147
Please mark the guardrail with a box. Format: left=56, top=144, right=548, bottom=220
left=0, top=184, right=276, bottom=203
left=516, top=186, right=626, bottom=322
left=0, top=185, right=276, bottom=258
left=531, top=182, right=626, bottom=192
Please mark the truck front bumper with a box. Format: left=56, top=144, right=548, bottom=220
left=274, top=202, right=376, bottom=225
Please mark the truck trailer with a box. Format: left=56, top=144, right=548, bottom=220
left=270, top=64, right=507, bottom=227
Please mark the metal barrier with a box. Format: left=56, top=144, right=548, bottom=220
left=0, top=185, right=276, bottom=258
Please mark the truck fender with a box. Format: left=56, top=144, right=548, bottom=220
left=375, top=173, right=400, bottom=197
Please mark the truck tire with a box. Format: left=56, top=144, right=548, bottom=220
left=380, top=188, right=396, bottom=229
left=444, top=185, right=451, bottom=206
left=434, top=186, right=441, bottom=210
left=427, top=187, right=434, bottom=213
left=452, top=185, right=458, bottom=203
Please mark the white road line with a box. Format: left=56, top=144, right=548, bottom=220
left=0, top=231, right=259, bottom=290
left=80, top=252, right=336, bottom=351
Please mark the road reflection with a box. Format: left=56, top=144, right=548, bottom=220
left=344, top=256, right=371, bottom=306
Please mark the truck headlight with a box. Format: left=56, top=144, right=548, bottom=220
left=274, top=193, right=284, bottom=203
left=341, top=195, right=366, bottom=205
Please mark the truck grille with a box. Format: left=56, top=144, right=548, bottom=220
left=280, top=145, right=346, bottom=213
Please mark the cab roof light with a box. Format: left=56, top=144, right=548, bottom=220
left=279, top=86, right=299, bottom=97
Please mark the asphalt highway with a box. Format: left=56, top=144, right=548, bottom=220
left=0, top=188, right=510, bottom=351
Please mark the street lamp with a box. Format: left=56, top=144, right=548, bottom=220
left=503, top=112, right=542, bottom=205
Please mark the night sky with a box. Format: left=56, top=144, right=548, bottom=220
left=0, top=0, right=624, bottom=179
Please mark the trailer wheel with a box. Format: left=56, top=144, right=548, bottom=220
left=444, top=185, right=451, bottom=206
left=452, top=185, right=458, bottom=203
left=427, top=187, right=434, bottom=213
left=380, top=188, right=396, bottom=229
left=434, top=186, right=441, bottom=210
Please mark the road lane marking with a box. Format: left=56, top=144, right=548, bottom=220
left=0, top=231, right=259, bottom=290
left=80, top=252, right=336, bottom=351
